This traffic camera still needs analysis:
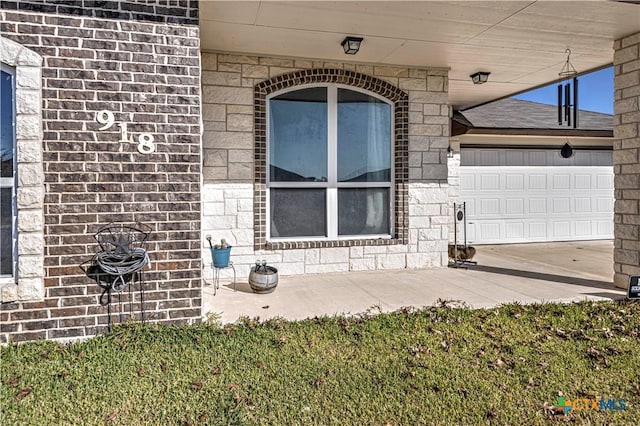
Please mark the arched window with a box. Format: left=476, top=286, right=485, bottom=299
left=267, top=85, right=393, bottom=240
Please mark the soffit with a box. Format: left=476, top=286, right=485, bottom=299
left=199, top=1, right=640, bottom=109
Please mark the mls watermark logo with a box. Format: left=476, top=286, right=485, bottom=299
left=553, top=394, right=627, bottom=415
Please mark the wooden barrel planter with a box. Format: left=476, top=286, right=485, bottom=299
left=249, top=263, right=278, bottom=294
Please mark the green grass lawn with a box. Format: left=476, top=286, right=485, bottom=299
left=2, top=300, right=639, bottom=425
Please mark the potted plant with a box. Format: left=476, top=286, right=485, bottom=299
left=207, top=236, right=232, bottom=268
left=249, top=260, right=278, bottom=294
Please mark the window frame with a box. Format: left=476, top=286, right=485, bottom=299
left=0, top=63, right=17, bottom=284
left=266, top=83, right=395, bottom=242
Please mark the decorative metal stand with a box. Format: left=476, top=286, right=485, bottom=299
left=449, top=202, right=477, bottom=269
left=81, top=223, right=151, bottom=332
left=212, top=262, right=236, bottom=295
left=206, top=235, right=236, bottom=295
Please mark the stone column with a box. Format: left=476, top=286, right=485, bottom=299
left=613, top=31, right=640, bottom=289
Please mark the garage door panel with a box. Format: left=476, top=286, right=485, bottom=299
left=596, top=197, right=613, bottom=213
left=597, top=220, right=613, bottom=236
left=529, top=222, right=547, bottom=239
left=552, top=221, right=571, bottom=238
left=575, top=174, right=591, bottom=189
left=596, top=174, right=613, bottom=189
left=460, top=149, right=613, bottom=244
left=480, top=151, right=500, bottom=166
left=529, top=174, right=546, bottom=190
left=505, top=222, right=524, bottom=239
left=553, top=174, right=571, bottom=189
left=505, top=198, right=524, bottom=215
left=480, top=174, right=500, bottom=190
left=552, top=198, right=571, bottom=214
left=574, top=198, right=591, bottom=213
left=479, top=222, right=501, bottom=241
left=480, top=198, right=500, bottom=215
left=529, top=198, right=547, bottom=214
left=505, top=151, right=524, bottom=166
left=505, top=174, right=524, bottom=190
left=575, top=220, right=592, bottom=236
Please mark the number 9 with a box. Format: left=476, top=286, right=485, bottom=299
left=137, top=133, right=155, bottom=154
left=96, top=110, right=115, bottom=130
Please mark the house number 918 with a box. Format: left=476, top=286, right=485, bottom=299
left=95, top=110, right=155, bottom=154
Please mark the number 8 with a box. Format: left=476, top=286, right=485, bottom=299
left=137, top=133, right=155, bottom=154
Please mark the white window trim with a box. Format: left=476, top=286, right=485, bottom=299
left=266, top=83, right=395, bottom=242
left=0, top=38, right=44, bottom=302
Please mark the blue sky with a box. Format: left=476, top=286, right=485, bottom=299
left=512, top=66, right=613, bottom=115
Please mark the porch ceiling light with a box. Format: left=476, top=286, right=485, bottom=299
left=341, top=36, right=363, bottom=55
left=470, top=71, right=490, bottom=85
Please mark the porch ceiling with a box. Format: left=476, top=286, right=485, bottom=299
left=199, top=1, right=640, bottom=109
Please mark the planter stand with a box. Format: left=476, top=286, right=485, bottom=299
left=212, top=262, right=236, bottom=296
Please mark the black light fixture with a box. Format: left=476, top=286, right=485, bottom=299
left=560, top=142, right=574, bottom=159
left=341, top=36, right=363, bottom=55
left=470, top=71, right=490, bottom=85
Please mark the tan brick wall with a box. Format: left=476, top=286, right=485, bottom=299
left=613, top=31, right=640, bottom=289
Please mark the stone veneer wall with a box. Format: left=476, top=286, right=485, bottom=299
left=202, top=53, right=450, bottom=280
left=1, top=1, right=202, bottom=343
left=613, top=31, right=640, bottom=290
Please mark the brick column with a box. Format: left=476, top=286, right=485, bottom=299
left=613, top=32, right=640, bottom=289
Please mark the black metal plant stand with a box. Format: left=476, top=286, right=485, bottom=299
left=81, top=223, right=151, bottom=332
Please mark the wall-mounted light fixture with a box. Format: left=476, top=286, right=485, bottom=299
left=447, top=145, right=454, bottom=158
left=470, top=71, right=490, bottom=85
left=560, top=142, right=574, bottom=159
left=341, top=36, right=363, bottom=55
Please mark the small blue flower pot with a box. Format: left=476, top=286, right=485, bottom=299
left=211, top=246, right=232, bottom=268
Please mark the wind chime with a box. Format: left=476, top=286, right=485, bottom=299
left=558, top=48, right=578, bottom=128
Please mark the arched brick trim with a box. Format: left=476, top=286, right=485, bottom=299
left=0, top=38, right=44, bottom=302
left=254, top=69, right=409, bottom=250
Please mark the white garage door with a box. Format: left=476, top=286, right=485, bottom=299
left=459, top=148, right=614, bottom=244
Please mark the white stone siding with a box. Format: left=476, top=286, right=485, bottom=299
left=203, top=182, right=449, bottom=281
left=201, top=52, right=451, bottom=281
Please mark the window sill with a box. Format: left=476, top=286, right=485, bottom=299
left=261, top=238, right=406, bottom=251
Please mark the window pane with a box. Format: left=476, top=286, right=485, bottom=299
left=338, top=188, right=390, bottom=236
left=271, top=189, right=326, bottom=238
left=0, top=187, right=12, bottom=275
left=269, top=87, right=327, bottom=182
left=1, top=69, right=14, bottom=178
left=338, top=89, right=391, bottom=182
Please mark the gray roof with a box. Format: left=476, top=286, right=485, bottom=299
left=454, top=98, right=613, bottom=132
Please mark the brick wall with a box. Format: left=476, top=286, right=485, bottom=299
left=0, top=1, right=202, bottom=342
left=613, top=31, right=640, bottom=290
left=201, top=53, right=451, bottom=280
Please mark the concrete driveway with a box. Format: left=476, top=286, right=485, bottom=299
left=203, top=240, right=624, bottom=324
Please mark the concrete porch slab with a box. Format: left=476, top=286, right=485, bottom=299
left=203, top=240, right=624, bottom=324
